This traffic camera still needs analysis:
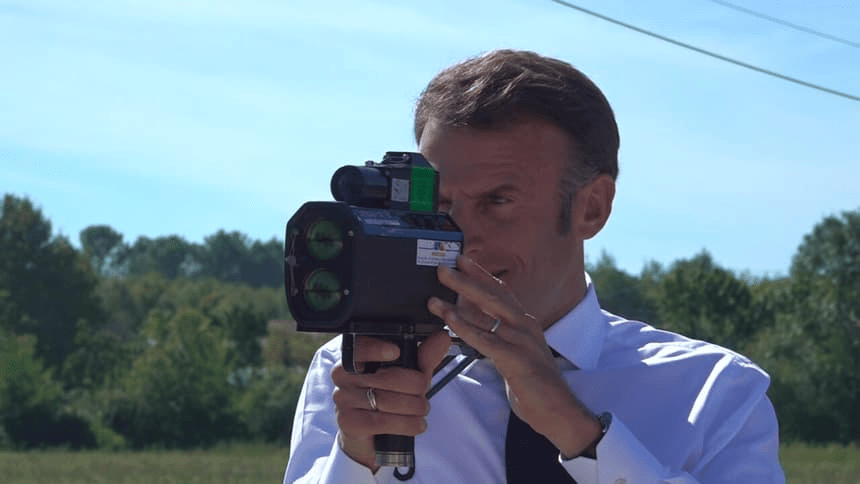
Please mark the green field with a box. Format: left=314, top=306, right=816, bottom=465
left=0, top=443, right=856, bottom=483
left=0, top=444, right=288, bottom=484
left=780, top=443, right=860, bottom=484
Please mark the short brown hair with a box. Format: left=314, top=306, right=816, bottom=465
left=414, top=50, right=620, bottom=231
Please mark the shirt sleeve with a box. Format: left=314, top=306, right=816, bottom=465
left=561, top=415, right=665, bottom=483
left=283, top=338, right=382, bottom=484
left=561, top=359, right=785, bottom=483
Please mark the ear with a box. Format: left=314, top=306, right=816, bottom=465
left=574, top=174, right=615, bottom=240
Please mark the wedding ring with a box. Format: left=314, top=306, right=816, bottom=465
left=366, top=387, right=378, bottom=411
left=488, top=318, right=502, bottom=334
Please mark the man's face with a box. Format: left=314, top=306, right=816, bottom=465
left=419, top=118, right=585, bottom=328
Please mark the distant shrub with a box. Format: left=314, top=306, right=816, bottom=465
left=105, top=308, right=244, bottom=448
left=236, top=366, right=306, bottom=444
left=0, top=333, right=98, bottom=449
left=264, top=320, right=332, bottom=368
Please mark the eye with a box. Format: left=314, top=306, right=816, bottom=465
left=487, top=193, right=511, bottom=205
left=437, top=198, right=452, bottom=213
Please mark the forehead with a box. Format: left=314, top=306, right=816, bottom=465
left=417, top=118, right=571, bottom=193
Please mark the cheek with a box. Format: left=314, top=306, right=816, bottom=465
left=505, top=223, right=556, bottom=277
left=532, top=228, right=578, bottom=284
left=481, top=202, right=565, bottom=272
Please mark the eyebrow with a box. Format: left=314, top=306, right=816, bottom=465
left=439, top=182, right=523, bottom=200
left=439, top=183, right=521, bottom=201
left=485, top=183, right=519, bottom=193
left=477, top=183, right=523, bottom=198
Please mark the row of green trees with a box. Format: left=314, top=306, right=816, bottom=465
left=80, top=224, right=283, bottom=286
left=1, top=192, right=859, bottom=448
left=1, top=194, right=327, bottom=449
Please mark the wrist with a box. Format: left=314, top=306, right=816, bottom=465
left=559, top=411, right=611, bottom=460
left=337, top=431, right=380, bottom=473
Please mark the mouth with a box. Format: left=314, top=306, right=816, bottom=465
left=492, top=270, right=507, bottom=281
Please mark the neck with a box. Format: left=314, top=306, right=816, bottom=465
left=540, top=264, right=588, bottom=331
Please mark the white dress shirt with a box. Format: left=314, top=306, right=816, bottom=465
left=284, top=278, right=785, bottom=483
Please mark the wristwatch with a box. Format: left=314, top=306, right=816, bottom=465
left=596, top=411, right=612, bottom=439
left=581, top=411, right=612, bottom=459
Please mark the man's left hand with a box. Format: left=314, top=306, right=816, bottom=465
left=427, top=256, right=602, bottom=459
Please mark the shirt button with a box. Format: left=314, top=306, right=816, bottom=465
left=613, top=479, right=627, bottom=484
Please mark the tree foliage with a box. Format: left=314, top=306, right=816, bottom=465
left=751, top=209, right=860, bottom=443
left=80, top=225, right=284, bottom=287
left=587, top=251, right=658, bottom=323
left=61, top=320, right=142, bottom=391
left=791, top=209, right=860, bottom=319
left=236, top=366, right=306, bottom=443
left=79, top=225, right=123, bottom=276
left=122, top=235, right=194, bottom=279
left=0, top=332, right=96, bottom=448
left=0, top=194, right=102, bottom=369
left=106, top=308, right=243, bottom=447
left=659, top=250, right=762, bottom=351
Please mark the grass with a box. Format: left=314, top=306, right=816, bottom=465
left=0, top=442, right=857, bottom=483
left=780, top=442, right=860, bottom=484
left=0, top=443, right=288, bottom=484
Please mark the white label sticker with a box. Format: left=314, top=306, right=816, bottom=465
left=416, top=239, right=461, bottom=267
left=391, top=178, right=409, bottom=203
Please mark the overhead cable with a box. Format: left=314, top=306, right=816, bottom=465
left=710, top=0, right=859, bottom=48
left=548, top=0, right=860, bottom=103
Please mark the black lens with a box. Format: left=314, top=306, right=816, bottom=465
left=306, top=218, right=343, bottom=260
left=303, top=270, right=343, bottom=312
left=331, top=165, right=388, bottom=205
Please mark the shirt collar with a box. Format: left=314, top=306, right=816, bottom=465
left=543, top=273, right=607, bottom=371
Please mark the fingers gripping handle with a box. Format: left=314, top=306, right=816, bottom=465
left=340, top=333, right=419, bottom=480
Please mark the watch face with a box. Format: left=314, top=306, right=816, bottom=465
left=598, top=412, right=612, bottom=433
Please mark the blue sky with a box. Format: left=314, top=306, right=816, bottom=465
left=2, top=0, right=858, bottom=277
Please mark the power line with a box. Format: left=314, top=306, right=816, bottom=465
left=710, top=0, right=860, bottom=48
left=548, top=0, right=860, bottom=103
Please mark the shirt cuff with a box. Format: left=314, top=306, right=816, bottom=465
left=561, top=414, right=666, bottom=483
left=316, top=435, right=392, bottom=484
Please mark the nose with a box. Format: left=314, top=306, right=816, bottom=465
left=447, top=200, right=484, bottom=259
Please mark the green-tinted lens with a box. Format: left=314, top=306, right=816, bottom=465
left=303, top=270, right=342, bottom=312
left=306, top=218, right=344, bottom=260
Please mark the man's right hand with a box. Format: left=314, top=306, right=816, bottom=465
left=330, top=331, right=452, bottom=472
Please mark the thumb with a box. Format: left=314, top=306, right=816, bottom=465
left=418, top=330, right=452, bottom=376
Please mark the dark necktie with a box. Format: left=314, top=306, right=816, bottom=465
left=504, top=347, right=577, bottom=483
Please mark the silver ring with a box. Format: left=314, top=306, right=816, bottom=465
left=488, top=318, right=502, bottom=334
left=366, top=387, right=378, bottom=411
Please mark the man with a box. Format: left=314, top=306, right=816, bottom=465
left=284, top=50, right=785, bottom=483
